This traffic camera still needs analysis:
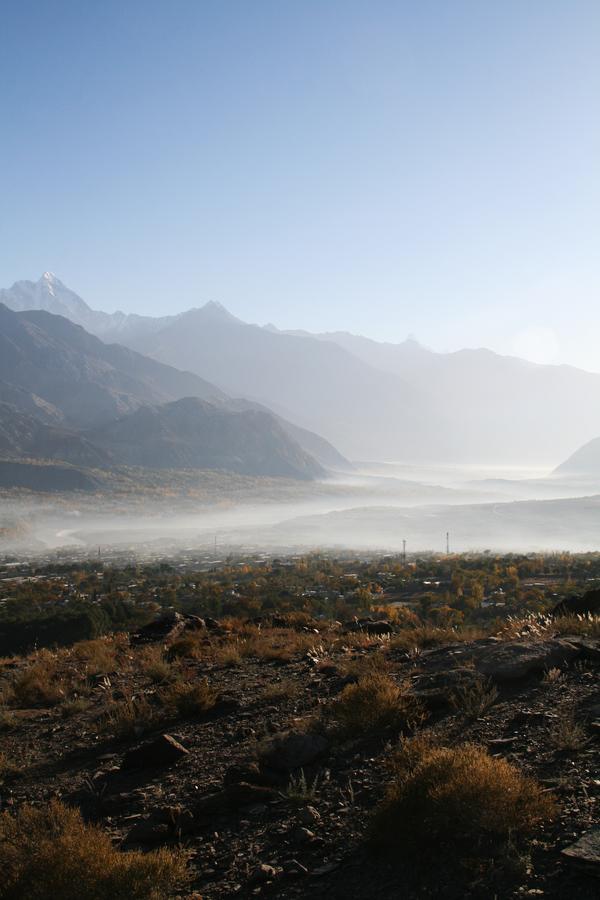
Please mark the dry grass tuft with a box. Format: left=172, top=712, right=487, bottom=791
left=550, top=709, right=589, bottom=752
left=330, top=673, right=423, bottom=736
left=137, top=646, right=178, bottom=684
left=0, top=798, right=188, bottom=899
left=167, top=635, right=205, bottom=661
left=261, top=678, right=300, bottom=702
left=244, top=629, right=316, bottom=662
left=215, top=640, right=246, bottom=667
left=339, top=651, right=391, bottom=680
left=101, top=693, right=156, bottom=739
left=72, top=638, right=120, bottom=674
left=158, top=678, right=219, bottom=718
left=0, top=751, right=20, bottom=781
left=450, top=675, right=499, bottom=719
left=371, top=736, right=556, bottom=853
left=61, top=697, right=90, bottom=718
left=8, top=652, right=65, bottom=708
left=391, top=625, right=486, bottom=653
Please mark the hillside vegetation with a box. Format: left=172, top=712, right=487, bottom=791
left=0, top=552, right=598, bottom=898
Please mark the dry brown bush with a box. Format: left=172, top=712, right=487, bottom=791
left=8, top=652, right=65, bottom=707
left=450, top=675, right=499, bottom=719
left=0, top=751, right=19, bottom=780
left=71, top=638, right=121, bottom=674
left=158, top=678, right=218, bottom=718
left=371, top=736, right=556, bottom=852
left=137, top=646, right=178, bottom=684
left=215, top=639, right=247, bottom=667
left=60, top=697, right=90, bottom=718
left=339, top=650, right=391, bottom=680
left=330, top=673, right=423, bottom=736
left=391, top=625, right=486, bottom=652
left=167, top=634, right=204, bottom=660
left=261, top=678, right=300, bottom=702
left=101, top=693, right=157, bottom=739
left=552, top=613, right=600, bottom=638
left=0, top=799, right=188, bottom=899
left=550, top=709, right=589, bottom=751
left=243, top=629, right=316, bottom=662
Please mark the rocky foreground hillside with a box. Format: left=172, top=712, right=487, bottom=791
left=0, top=611, right=599, bottom=898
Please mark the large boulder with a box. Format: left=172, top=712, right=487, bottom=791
left=471, top=639, right=579, bottom=682
left=121, top=733, right=189, bottom=770
left=346, top=618, right=393, bottom=635
left=553, top=588, right=600, bottom=618
left=130, top=612, right=186, bottom=645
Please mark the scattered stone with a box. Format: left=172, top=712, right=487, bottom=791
left=250, top=863, right=278, bottom=884
left=298, top=805, right=321, bottom=825
left=121, top=734, right=189, bottom=771
left=561, top=827, right=600, bottom=872
left=292, top=826, right=315, bottom=844
left=283, top=859, right=309, bottom=878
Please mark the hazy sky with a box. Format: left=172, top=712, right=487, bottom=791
left=2, top=1, right=599, bottom=369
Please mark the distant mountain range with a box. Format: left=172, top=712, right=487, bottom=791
left=4, top=273, right=600, bottom=467
left=0, top=299, right=345, bottom=485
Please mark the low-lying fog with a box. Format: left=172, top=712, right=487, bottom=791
left=3, top=461, right=600, bottom=558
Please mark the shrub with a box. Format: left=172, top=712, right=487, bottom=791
left=0, top=706, right=16, bottom=732
left=0, top=751, right=19, bottom=781
left=61, top=697, right=90, bottom=718
left=0, top=799, right=188, bottom=899
left=10, top=653, right=65, bottom=707
left=330, top=673, right=423, bottom=736
left=339, top=651, right=391, bottom=680
left=391, top=625, right=485, bottom=652
left=101, top=694, right=156, bottom=739
left=167, top=635, right=204, bottom=661
left=72, top=638, right=119, bottom=674
left=371, top=737, right=556, bottom=853
left=215, top=640, right=245, bottom=667
left=550, top=710, right=589, bottom=752
left=138, top=647, right=177, bottom=684
left=159, top=678, right=218, bottom=718
left=450, top=675, right=499, bottom=719
left=261, top=678, right=300, bottom=702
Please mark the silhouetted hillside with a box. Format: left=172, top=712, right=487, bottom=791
left=89, top=397, right=325, bottom=479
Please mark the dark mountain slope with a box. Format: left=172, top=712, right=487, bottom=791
left=89, top=397, right=325, bottom=479
left=0, top=403, right=109, bottom=467
left=0, top=303, right=225, bottom=428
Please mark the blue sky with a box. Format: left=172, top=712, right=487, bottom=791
left=1, top=1, right=599, bottom=368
